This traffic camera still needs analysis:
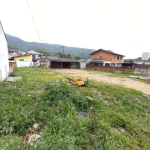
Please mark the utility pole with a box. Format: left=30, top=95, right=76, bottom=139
left=60, top=46, right=65, bottom=58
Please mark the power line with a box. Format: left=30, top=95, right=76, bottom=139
left=25, top=0, right=45, bottom=50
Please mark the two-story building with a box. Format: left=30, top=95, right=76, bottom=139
left=90, top=49, right=124, bottom=67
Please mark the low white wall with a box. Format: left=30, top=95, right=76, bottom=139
left=103, top=61, right=111, bottom=66
left=16, top=61, right=33, bottom=67
left=134, top=68, right=150, bottom=76
left=0, top=22, right=9, bottom=81
left=80, top=61, right=86, bottom=68
left=148, top=69, right=150, bottom=76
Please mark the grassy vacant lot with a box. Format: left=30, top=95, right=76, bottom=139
left=0, top=67, right=150, bottom=150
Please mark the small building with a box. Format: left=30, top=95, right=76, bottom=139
left=13, top=54, right=33, bottom=67
left=90, top=49, right=124, bottom=67
left=78, top=59, right=86, bottom=69
left=8, top=48, right=19, bottom=57
left=46, top=56, right=78, bottom=69
left=134, top=57, right=150, bottom=65
left=0, top=21, right=9, bottom=81
left=26, top=50, right=41, bottom=66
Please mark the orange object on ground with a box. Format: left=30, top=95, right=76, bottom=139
left=67, top=77, right=87, bottom=86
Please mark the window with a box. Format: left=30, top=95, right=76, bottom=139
left=105, top=63, right=110, bottom=66
left=117, top=56, right=119, bottom=60
left=93, top=63, right=99, bottom=66
left=20, top=59, right=24, bottom=61
left=113, top=55, right=116, bottom=59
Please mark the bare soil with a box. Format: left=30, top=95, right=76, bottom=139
left=55, top=69, right=150, bottom=95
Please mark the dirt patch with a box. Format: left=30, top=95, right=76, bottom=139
left=30, top=90, right=44, bottom=95
left=55, top=69, right=150, bottom=95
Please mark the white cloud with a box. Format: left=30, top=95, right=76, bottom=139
left=1, top=0, right=150, bottom=58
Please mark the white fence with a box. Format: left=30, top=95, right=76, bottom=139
left=134, top=68, right=150, bottom=76
left=16, top=61, right=33, bottom=67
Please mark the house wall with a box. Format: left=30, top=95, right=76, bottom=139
left=14, top=55, right=32, bottom=62
left=9, top=61, right=16, bottom=72
left=50, top=61, right=78, bottom=69
left=134, top=68, right=150, bottom=75
left=71, top=62, right=78, bottom=69
left=16, top=61, right=33, bottom=67
left=134, top=65, right=150, bottom=76
left=87, top=65, right=134, bottom=73
left=0, top=22, right=9, bottom=81
left=134, top=61, right=150, bottom=65
left=8, top=48, right=18, bottom=56
left=91, top=50, right=123, bottom=63
left=79, top=61, right=86, bottom=68
left=51, top=62, right=61, bottom=68
left=45, top=58, right=50, bottom=68
left=32, top=54, right=40, bottom=59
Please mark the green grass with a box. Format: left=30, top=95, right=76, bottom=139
left=0, top=67, right=150, bottom=150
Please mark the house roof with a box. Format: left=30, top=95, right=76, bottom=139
left=47, top=57, right=78, bottom=62
left=90, top=49, right=125, bottom=56
left=134, top=57, right=150, bottom=62
left=27, top=50, right=40, bottom=55
left=13, top=54, right=32, bottom=58
left=8, top=48, right=19, bottom=52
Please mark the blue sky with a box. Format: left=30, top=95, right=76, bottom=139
left=1, top=0, right=150, bottom=58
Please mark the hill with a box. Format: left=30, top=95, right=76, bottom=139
left=6, top=34, right=95, bottom=59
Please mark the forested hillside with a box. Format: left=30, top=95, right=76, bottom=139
left=6, top=34, right=95, bottom=58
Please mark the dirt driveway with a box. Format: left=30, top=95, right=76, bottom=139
left=55, top=69, right=150, bottom=95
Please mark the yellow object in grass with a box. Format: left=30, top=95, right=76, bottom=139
left=68, top=77, right=87, bottom=86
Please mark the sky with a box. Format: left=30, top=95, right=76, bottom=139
left=1, top=0, right=150, bottom=58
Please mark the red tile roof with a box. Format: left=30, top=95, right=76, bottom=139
left=134, top=57, right=150, bottom=62
left=8, top=48, right=19, bottom=52
left=90, top=49, right=125, bottom=56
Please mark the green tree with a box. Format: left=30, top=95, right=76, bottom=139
left=66, top=54, right=72, bottom=58
left=75, top=56, right=81, bottom=60
left=57, top=52, right=73, bottom=58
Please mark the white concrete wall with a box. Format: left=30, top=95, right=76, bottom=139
left=79, top=61, right=86, bottom=68
left=103, top=61, right=111, bottom=66
left=134, top=61, right=150, bottom=64
left=16, top=61, right=33, bottom=67
left=134, top=68, right=150, bottom=75
left=0, top=22, right=9, bottom=81
left=148, top=68, right=150, bottom=76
